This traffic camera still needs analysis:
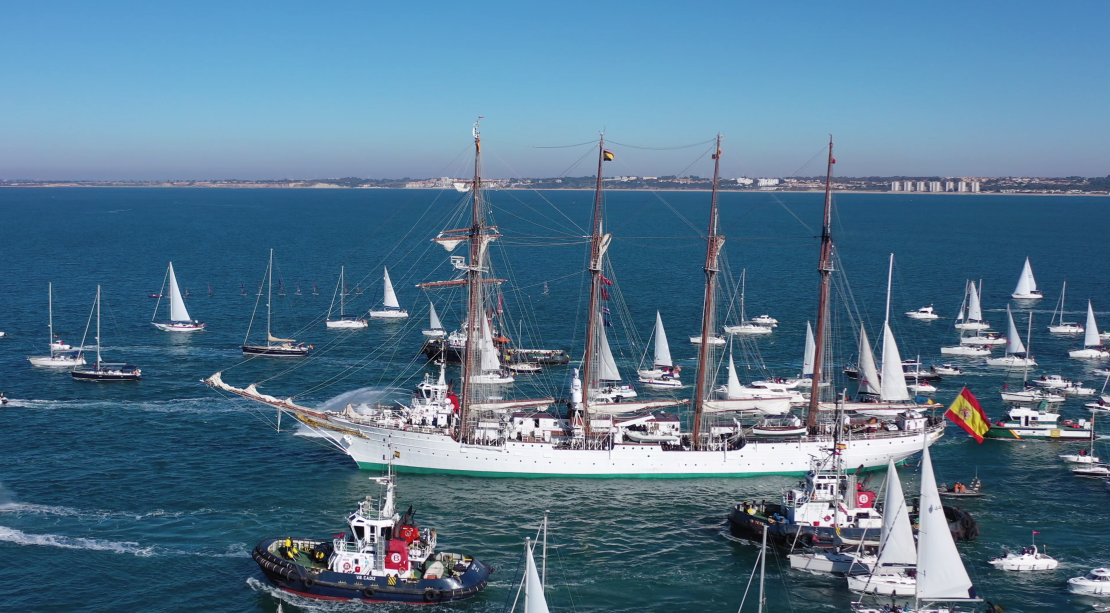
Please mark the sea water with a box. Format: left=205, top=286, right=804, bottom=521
left=0, top=188, right=1108, bottom=612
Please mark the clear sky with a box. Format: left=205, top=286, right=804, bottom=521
left=1, top=1, right=1108, bottom=180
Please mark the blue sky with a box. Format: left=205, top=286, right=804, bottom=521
left=1, top=1, right=1108, bottom=180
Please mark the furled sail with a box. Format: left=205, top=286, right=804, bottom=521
left=382, top=267, right=400, bottom=309
left=428, top=301, right=442, bottom=329
left=967, top=282, right=983, bottom=321
left=802, top=321, right=815, bottom=376
left=167, top=262, right=191, bottom=322
left=880, top=322, right=911, bottom=401
left=1004, top=306, right=1026, bottom=355
left=876, top=458, right=916, bottom=567
left=857, top=325, right=882, bottom=396
left=268, top=333, right=296, bottom=343
left=597, top=315, right=622, bottom=382
left=480, top=317, right=501, bottom=372
left=1084, top=301, right=1102, bottom=347
left=653, top=311, right=672, bottom=367
left=916, top=445, right=977, bottom=601
left=1014, top=257, right=1037, bottom=295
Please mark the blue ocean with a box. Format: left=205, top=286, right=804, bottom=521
left=1, top=187, right=1108, bottom=612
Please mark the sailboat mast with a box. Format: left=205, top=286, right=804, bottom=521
left=340, top=266, right=345, bottom=317
left=267, top=248, right=273, bottom=340
left=458, top=117, right=485, bottom=441
left=48, top=282, right=53, bottom=349
left=692, top=133, right=723, bottom=448
left=580, top=135, right=608, bottom=439
left=96, top=285, right=102, bottom=368
left=885, top=254, right=893, bottom=323
left=805, top=136, right=835, bottom=430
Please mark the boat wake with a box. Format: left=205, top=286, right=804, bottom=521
left=0, top=525, right=155, bottom=556
left=247, top=577, right=385, bottom=612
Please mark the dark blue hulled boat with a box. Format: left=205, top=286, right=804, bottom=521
left=253, top=469, right=491, bottom=604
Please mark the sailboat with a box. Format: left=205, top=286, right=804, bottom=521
left=723, top=269, right=773, bottom=335
left=637, top=311, right=682, bottom=387
left=422, top=301, right=446, bottom=337
left=205, top=131, right=941, bottom=477
left=1011, top=257, right=1043, bottom=299
left=847, top=459, right=917, bottom=596
left=507, top=515, right=551, bottom=613
left=27, top=282, right=86, bottom=367
left=987, top=305, right=1036, bottom=366
left=468, top=316, right=513, bottom=385
left=325, top=266, right=368, bottom=329
left=312, top=282, right=319, bottom=296
left=72, top=286, right=141, bottom=381
left=368, top=267, right=409, bottom=318
left=1048, top=281, right=1083, bottom=334
left=151, top=262, right=206, bottom=332
left=1069, top=301, right=1110, bottom=358
left=704, top=345, right=794, bottom=414
left=241, top=250, right=310, bottom=356
left=953, top=280, right=989, bottom=330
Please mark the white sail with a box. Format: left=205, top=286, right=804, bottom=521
left=880, top=322, right=911, bottom=401
left=480, top=317, right=500, bottom=372
left=428, top=301, right=442, bottom=329
left=802, top=321, right=815, bottom=376
left=1084, top=301, right=1101, bottom=347
left=524, top=543, right=550, bottom=613
left=382, top=267, right=400, bottom=309
left=1005, top=306, right=1026, bottom=355
left=858, top=325, right=882, bottom=396
left=167, top=263, right=191, bottom=322
left=727, top=352, right=743, bottom=399
left=916, top=445, right=976, bottom=601
left=653, top=311, right=672, bottom=367
left=597, top=317, right=622, bottom=382
left=876, top=458, right=916, bottom=567
left=1014, top=257, right=1037, bottom=295
left=967, top=282, right=983, bottom=321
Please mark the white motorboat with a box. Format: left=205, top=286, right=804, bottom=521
left=941, top=345, right=991, bottom=356
left=1072, top=463, right=1110, bottom=477
left=421, top=301, right=446, bottom=337
left=689, top=334, right=726, bottom=345
left=507, top=362, right=541, bottom=374
left=909, top=381, right=936, bottom=394
left=1060, top=450, right=1100, bottom=463
left=708, top=350, right=794, bottom=414
left=931, top=364, right=962, bottom=375
left=27, top=282, right=86, bottom=368
left=325, top=266, right=368, bottom=329
left=988, top=542, right=1058, bottom=571
left=1011, top=256, right=1044, bottom=299
left=1065, top=383, right=1096, bottom=396
left=1069, top=568, right=1110, bottom=596
left=1033, top=374, right=1072, bottom=388
left=724, top=322, right=773, bottom=335
left=959, top=332, right=1006, bottom=346
left=750, top=416, right=807, bottom=437
left=954, top=280, right=990, bottom=330
left=1094, top=368, right=1110, bottom=377
left=986, top=405, right=1092, bottom=440
left=1102, top=332, right=1110, bottom=342
left=986, top=306, right=1036, bottom=367
left=368, top=267, right=409, bottom=318
left=1047, top=281, right=1083, bottom=334
left=750, top=314, right=778, bottom=326
left=637, top=312, right=682, bottom=387
left=151, top=262, right=206, bottom=332
left=905, top=305, right=939, bottom=320
left=242, top=250, right=310, bottom=357
left=1070, top=302, right=1110, bottom=358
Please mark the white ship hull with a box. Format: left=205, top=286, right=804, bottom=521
left=322, top=420, right=942, bottom=478
left=152, top=321, right=206, bottom=332
left=941, top=345, right=990, bottom=356
left=326, top=319, right=368, bottom=329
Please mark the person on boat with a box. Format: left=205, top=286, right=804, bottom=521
left=1080, top=449, right=1088, bottom=456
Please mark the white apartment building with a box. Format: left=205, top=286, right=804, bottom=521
left=916, top=181, right=926, bottom=192
left=945, top=181, right=955, bottom=192
left=756, top=178, right=780, bottom=187
left=736, top=178, right=754, bottom=185
left=929, top=181, right=942, bottom=192
left=958, top=181, right=968, bottom=192
left=971, top=182, right=981, bottom=193
left=891, top=181, right=902, bottom=191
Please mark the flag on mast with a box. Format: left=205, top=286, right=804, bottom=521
left=603, top=150, right=614, bottom=161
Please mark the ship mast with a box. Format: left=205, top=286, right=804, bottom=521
left=457, top=117, right=485, bottom=442
left=579, top=135, right=608, bottom=439
left=805, top=136, right=835, bottom=431
left=691, top=134, right=723, bottom=449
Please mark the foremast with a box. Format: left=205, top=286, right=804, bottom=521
left=458, top=117, right=486, bottom=442
left=805, top=136, right=835, bottom=432
left=691, top=134, right=724, bottom=448
left=579, top=136, right=609, bottom=439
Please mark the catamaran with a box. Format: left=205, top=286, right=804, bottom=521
left=72, top=286, right=141, bottom=381
left=326, top=266, right=368, bottom=329
left=368, top=267, right=408, bottom=318
left=242, top=250, right=310, bottom=357
left=1011, top=256, right=1043, bottom=299
left=27, top=282, right=86, bottom=367
left=205, top=131, right=941, bottom=477
left=1048, top=281, right=1083, bottom=334
left=1068, top=301, right=1110, bottom=359
left=151, top=262, right=205, bottom=332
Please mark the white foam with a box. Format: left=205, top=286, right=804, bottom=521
left=0, top=525, right=155, bottom=556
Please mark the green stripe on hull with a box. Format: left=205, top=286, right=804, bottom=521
left=354, top=461, right=898, bottom=479
left=984, top=428, right=1020, bottom=439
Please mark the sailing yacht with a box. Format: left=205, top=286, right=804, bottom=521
left=151, top=262, right=205, bottom=332
left=422, top=301, right=446, bottom=337
left=1011, top=257, right=1043, bottom=299
left=27, top=282, right=86, bottom=367
left=637, top=311, right=682, bottom=388
left=723, top=270, right=773, bottom=335
left=986, top=306, right=1036, bottom=367
left=847, top=459, right=917, bottom=596
left=242, top=250, right=310, bottom=356
left=206, top=132, right=941, bottom=477
left=325, top=266, right=368, bottom=329
left=368, top=267, right=408, bottom=318
left=705, top=347, right=794, bottom=414
left=953, top=280, right=989, bottom=330
left=468, top=316, right=513, bottom=385
left=1069, top=301, right=1110, bottom=358
left=1047, top=281, right=1083, bottom=334
left=72, top=286, right=141, bottom=381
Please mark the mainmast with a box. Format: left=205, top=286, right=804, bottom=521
left=457, top=117, right=485, bottom=442
left=266, top=248, right=273, bottom=341
left=692, top=134, right=723, bottom=449
left=805, top=136, right=835, bottom=431
left=579, top=135, right=608, bottom=438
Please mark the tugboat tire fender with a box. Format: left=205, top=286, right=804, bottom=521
left=361, top=587, right=375, bottom=599
left=423, top=588, right=439, bottom=602
left=303, top=577, right=315, bottom=589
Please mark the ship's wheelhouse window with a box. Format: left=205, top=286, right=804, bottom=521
left=353, top=525, right=364, bottom=540
left=534, top=418, right=540, bottom=427
left=382, top=526, right=392, bottom=542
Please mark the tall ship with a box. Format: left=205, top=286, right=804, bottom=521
left=207, top=128, right=942, bottom=477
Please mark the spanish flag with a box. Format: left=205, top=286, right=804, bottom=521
left=946, top=388, right=990, bottom=443
left=603, top=150, right=614, bottom=161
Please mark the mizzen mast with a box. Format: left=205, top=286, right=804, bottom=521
left=579, top=135, right=609, bottom=439
left=457, top=116, right=485, bottom=442
left=691, top=134, right=723, bottom=449
left=805, top=136, right=835, bottom=431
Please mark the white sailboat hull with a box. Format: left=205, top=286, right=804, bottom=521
left=152, top=321, right=206, bottom=332
left=326, top=319, right=369, bottom=329
left=941, top=345, right=990, bottom=356
left=28, top=355, right=86, bottom=367
left=1070, top=348, right=1110, bottom=359
left=846, top=572, right=916, bottom=596
left=1048, top=324, right=1084, bottom=334
left=369, top=310, right=409, bottom=319
left=703, top=397, right=793, bottom=415
left=690, top=335, right=726, bottom=345
left=987, top=355, right=1037, bottom=366
left=723, top=324, right=772, bottom=335
left=954, top=321, right=990, bottom=330
left=1012, top=293, right=1043, bottom=300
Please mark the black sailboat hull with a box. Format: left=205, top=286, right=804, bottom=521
left=242, top=345, right=310, bottom=357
